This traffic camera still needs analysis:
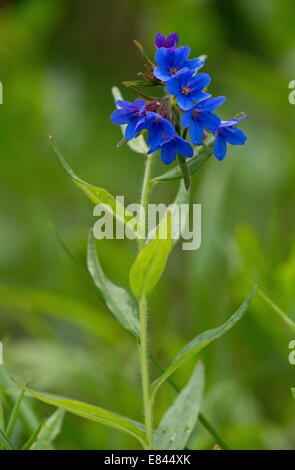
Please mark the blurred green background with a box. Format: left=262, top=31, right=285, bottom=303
left=0, top=0, right=295, bottom=450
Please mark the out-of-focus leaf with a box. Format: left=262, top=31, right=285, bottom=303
left=0, top=366, right=38, bottom=434
left=6, top=381, right=27, bottom=438
left=292, top=388, right=295, bottom=400
left=49, top=136, right=138, bottom=234
left=111, top=87, right=149, bottom=155
left=0, top=283, right=119, bottom=345
left=152, top=143, right=212, bottom=183
left=30, top=409, right=65, bottom=450
left=129, top=211, right=173, bottom=298
left=257, top=289, right=295, bottom=335
left=147, top=180, right=191, bottom=246
left=21, top=422, right=44, bottom=450
left=154, top=362, right=204, bottom=450
left=151, top=287, right=256, bottom=397
left=0, top=428, right=15, bottom=450
left=87, top=232, right=139, bottom=336
left=26, top=389, right=147, bottom=448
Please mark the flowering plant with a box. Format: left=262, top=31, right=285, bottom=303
left=16, top=33, right=255, bottom=451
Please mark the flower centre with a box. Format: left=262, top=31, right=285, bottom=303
left=181, top=86, right=191, bottom=95
left=169, top=67, right=179, bottom=75
left=192, top=109, right=200, bottom=117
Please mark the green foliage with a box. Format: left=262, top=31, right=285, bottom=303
left=87, top=231, right=140, bottom=337
left=26, top=388, right=147, bottom=448
left=151, top=287, right=256, bottom=397
left=129, top=211, right=173, bottom=298
left=154, top=362, right=204, bottom=450
left=30, top=409, right=65, bottom=450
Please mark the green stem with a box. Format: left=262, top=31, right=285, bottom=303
left=139, top=295, right=153, bottom=449
left=138, top=154, right=154, bottom=249
left=177, top=155, right=191, bottom=190
left=257, top=288, right=295, bottom=334
left=138, top=154, right=155, bottom=449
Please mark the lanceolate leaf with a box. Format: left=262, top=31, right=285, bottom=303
left=0, top=283, right=119, bottom=345
left=49, top=137, right=138, bottom=234
left=0, top=428, right=16, bottom=450
left=151, top=287, right=257, bottom=397
left=154, top=362, right=205, bottom=450
left=30, top=409, right=65, bottom=450
left=87, top=231, right=140, bottom=337
left=292, top=388, right=295, bottom=400
left=26, top=389, right=147, bottom=448
left=147, top=180, right=191, bottom=246
left=129, top=211, right=173, bottom=298
left=152, top=142, right=213, bottom=183
left=111, top=87, right=149, bottom=155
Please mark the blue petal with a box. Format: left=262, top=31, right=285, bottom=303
left=176, top=94, right=194, bottom=110
left=134, top=99, right=147, bottom=111
left=199, top=112, right=220, bottom=132
left=125, top=118, right=138, bottom=140
left=110, top=109, right=130, bottom=124
left=166, top=76, right=181, bottom=95
left=147, top=127, right=163, bottom=149
left=175, top=137, right=193, bottom=158
left=174, top=46, right=191, bottom=67
left=153, top=67, right=172, bottom=81
left=166, top=32, right=179, bottom=48
left=161, top=142, right=177, bottom=165
left=190, top=90, right=211, bottom=102
left=190, top=73, right=211, bottom=91
left=155, top=47, right=172, bottom=69
left=213, top=135, right=227, bottom=160
left=185, top=57, right=205, bottom=71
left=189, top=120, right=204, bottom=146
left=155, top=33, right=165, bottom=48
left=115, top=100, right=134, bottom=108
left=224, top=127, right=247, bottom=145
left=197, top=96, right=226, bottom=112
left=181, top=109, right=193, bottom=128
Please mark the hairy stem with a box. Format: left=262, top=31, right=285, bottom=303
left=139, top=295, right=153, bottom=449
left=138, top=154, right=154, bottom=449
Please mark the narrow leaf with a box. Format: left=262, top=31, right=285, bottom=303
left=26, top=389, right=147, bottom=448
left=130, top=211, right=173, bottom=298
left=87, top=231, right=139, bottom=336
left=6, top=381, right=27, bottom=438
left=151, top=287, right=257, bottom=397
left=154, top=362, right=205, bottom=450
left=49, top=136, right=138, bottom=234
left=292, top=388, right=295, bottom=400
left=152, top=142, right=212, bottom=183
left=0, top=283, right=119, bottom=345
left=30, top=409, right=65, bottom=450
left=0, top=428, right=16, bottom=450
left=21, top=422, right=45, bottom=450
left=111, top=87, right=149, bottom=155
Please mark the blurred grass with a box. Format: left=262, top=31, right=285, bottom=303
left=0, top=0, right=295, bottom=449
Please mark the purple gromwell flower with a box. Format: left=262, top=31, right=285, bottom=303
left=213, top=115, right=248, bottom=161
left=136, top=112, right=176, bottom=150
left=110, top=99, right=147, bottom=141
left=181, top=96, right=226, bottom=145
left=153, top=47, right=205, bottom=82
left=166, top=68, right=211, bottom=110
left=154, top=32, right=179, bottom=49
left=148, top=134, right=193, bottom=165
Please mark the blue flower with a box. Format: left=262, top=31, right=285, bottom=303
left=110, top=99, right=147, bottom=140
left=154, top=47, right=205, bottom=82
left=181, top=96, right=226, bottom=145
left=155, top=32, right=179, bottom=49
left=166, top=68, right=211, bottom=110
left=213, top=116, right=248, bottom=161
left=149, top=134, right=193, bottom=165
left=136, top=112, right=176, bottom=149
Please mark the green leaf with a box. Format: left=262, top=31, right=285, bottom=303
left=49, top=137, right=138, bottom=234
left=152, top=142, right=212, bottom=183
left=6, top=381, right=27, bottom=439
left=30, top=409, right=65, bottom=450
left=292, top=388, right=295, bottom=400
left=26, top=388, right=147, bottom=448
left=130, top=211, right=173, bottom=298
left=0, top=283, right=119, bottom=346
left=0, top=428, right=16, bottom=450
left=87, top=231, right=140, bottom=337
left=21, top=422, right=45, bottom=450
left=111, top=86, right=149, bottom=155
left=154, top=362, right=205, bottom=450
left=147, top=180, right=191, bottom=246
left=151, top=287, right=257, bottom=397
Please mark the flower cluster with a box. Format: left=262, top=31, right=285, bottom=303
left=111, top=33, right=247, bottom=164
